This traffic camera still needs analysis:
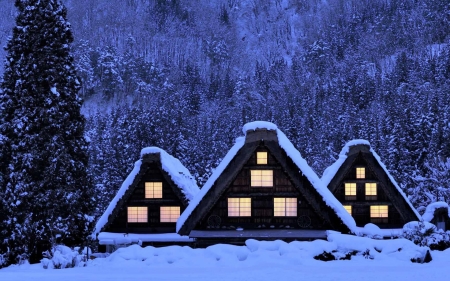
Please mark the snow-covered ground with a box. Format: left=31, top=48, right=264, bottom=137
left=1, top=233, right=450, bottom=281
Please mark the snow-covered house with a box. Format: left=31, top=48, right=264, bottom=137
left=176, top=122, right=356, bottom=245
left=321, top=140, right=421, bottom=229
left=93, top=147, right=199, bottom=251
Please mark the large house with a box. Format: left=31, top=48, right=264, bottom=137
left=176, top=121, right=356, bottom=245
left=94, top=122, right=425, bottom=250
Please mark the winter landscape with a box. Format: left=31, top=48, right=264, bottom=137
left=1, top=0, right=450, bottom=280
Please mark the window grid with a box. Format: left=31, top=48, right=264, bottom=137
left=365, top=183, right=377, bottom=195
left=343, top=205, right=352, bottom=215
left=127, top=207, right=148, bottom=223
left=256, top=152, right=268, bottom=165
left=251, top=170, right=273, bottom=187
left=370, top=205, right=388, bottom=218
left=274, top=198, right=297, bottom=217
left=145, top=182, right=163, bottom=198
left=356, top=167, right=365, bottom=179
left=345, top=183, right=357, bottom=195
left=160, top=206, right=180, bottom=222
left=228, top=198, right=251, bottom=217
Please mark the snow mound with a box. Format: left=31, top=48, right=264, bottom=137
left=101, top=233, right=430, bottom=265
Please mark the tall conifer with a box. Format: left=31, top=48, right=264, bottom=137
left=0, top=0, right=93, bottom=266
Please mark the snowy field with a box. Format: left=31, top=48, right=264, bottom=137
left=1, top=234, right=450, bottom=281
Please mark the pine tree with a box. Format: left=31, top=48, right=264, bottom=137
left=0, top=0, right=94, bottom=266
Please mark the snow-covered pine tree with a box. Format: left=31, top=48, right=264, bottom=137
left=0, top=0, right=94, bottom=266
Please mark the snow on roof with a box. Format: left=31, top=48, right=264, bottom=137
left=177, top=121, right=357, bottom=233
left=93, top=147, right=199, bottom=238
left=321, top=140, right=421, bottom=220
left=275, top=128, right=357, bottom=233
left=422, top=202, right=450, bottom=222
left=140, top=147, right=199, bottom=202
left=321, top=139, right=370, bottom=187
left=242, top=121, right=278, bottom=133
left=98, top=232, right=194, bottom=245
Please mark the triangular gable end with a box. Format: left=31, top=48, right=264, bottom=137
left=177, top=122, right=355, bottom=237
left=322, top=140, right=421, bottom=228
left=93, top=147, right=199, bottom=237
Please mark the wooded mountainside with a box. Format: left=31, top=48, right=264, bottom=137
left=1, top=0, right=450, bottom=217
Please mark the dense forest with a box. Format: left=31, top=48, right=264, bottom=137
left=1, top=0, right=450, bottom=218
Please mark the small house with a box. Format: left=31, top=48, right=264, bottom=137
left=422, top=202, right=450, bottom=231
left=176, top=121, right=356, bottom=245
left=93, top=147, right=199, bottom=251
left=321, top=140, right=421, bottom=229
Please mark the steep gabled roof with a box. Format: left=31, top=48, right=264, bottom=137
left=92, top=147, right=200, bottom=238
left=321, top=139, right=421, bottom=221
left=177, top=121, right=357, bottom=235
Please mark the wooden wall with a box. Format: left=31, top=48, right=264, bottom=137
left=332, top=154, right=406, bottom=228
left=196, top=146, right=331, bottom=230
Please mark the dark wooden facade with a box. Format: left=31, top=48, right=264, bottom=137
left=177, top=128, right=350, bottom=239
left=100, top=153, right=190, bottom=234
left=325, top=143, right=420, bottom=228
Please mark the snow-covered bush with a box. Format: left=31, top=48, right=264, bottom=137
left=402, top=221, right=450, bottom=250
left=0, top=253, right=5, bottom=268
left=41, top=245, right=91, bottom=269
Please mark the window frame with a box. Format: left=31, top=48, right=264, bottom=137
left=344, top=183, right=357, bottom=200
left=343, top=205, right=352, bottom=215
left=370, top=205, right=388, bottom=223
left=356, top=167, right=365, bottom=179
left=365, top=182, right=377, bottom=200
left=160, top=206, right=180, bottom=223
left=256, top=152, right=268, bottom=165
left=127, top=206, right=148, bottom=223
left=273, top=197, right=297, bottom=217
left=228, top=198, right=252, bottom=217
left=145, top=182, right=163, bottom=199
left=250, top=170, right=273, bottom=187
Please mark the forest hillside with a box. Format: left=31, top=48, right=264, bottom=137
left=0, top=0, right=449, bottom=218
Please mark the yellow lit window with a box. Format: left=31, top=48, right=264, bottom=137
left=145, top=182, right=163, bottom=198
left=345, top=183, right=356, bottom=195
left=365, top=183, right=377, bottom=195
left=343, top=205, right=352, bottom=215
left=370, top=205, right=388, bottom=218
left=256, top=152, right=268, bottom=165
left=251, top=170, right=273, bottom=187
left=160, top=206, right=180, bottom=222
left=127, top=207, right=147, bottom=223
left=356, top=167, right=365, bottom=179
left=228, top=198, right=251, bottom=217
left=274, top=198, right=297, bottom=217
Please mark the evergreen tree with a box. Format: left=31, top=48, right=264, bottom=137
left=0, top=0, right=94, bottom=266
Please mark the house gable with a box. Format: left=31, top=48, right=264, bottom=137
left=93, top=148, right=199, bottom=237
left=322, top=141, right=421, bottom=228
left=177, top=122, right=355, bottom=236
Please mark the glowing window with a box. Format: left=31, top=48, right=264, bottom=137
left=251, top=170, right=273, bottom=187
left=345, top=183, right=356, bottom=195
left=228, top=198, right=251, bottom=217
left=356, top=167, right=365, bottom=179
left=343, top=205, right=352, bottom=215
left=145, top=182, right=163, bottom=198
left=274, top=198, right=297, bottom=217
left=365, top=183, right=377, bottom=195
left=256, top=152, right=268, bottom=165
left=127, top=207, right=147, bottom=223
left=370, top=205, right=388, bottom=218
left=160, top=206, right=180, bottom=222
